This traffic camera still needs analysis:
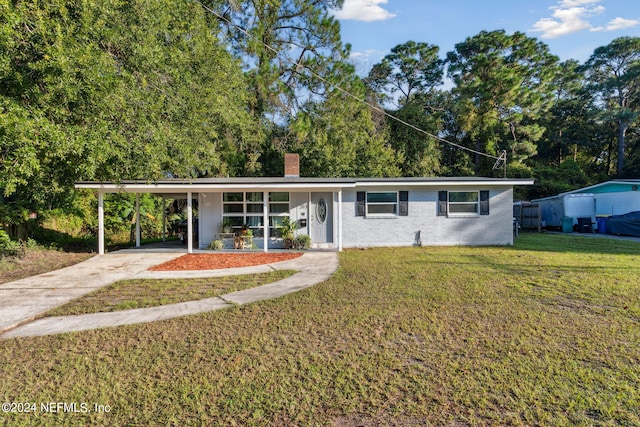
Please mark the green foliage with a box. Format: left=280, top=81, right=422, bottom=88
left=447, top=30, right=560, bottom=173
left=208, top=240, right=225, bottom=251
left=3, top=0, right=640, bottom=236
left=526, top=160, right=591, bottom=199
left=365, top=40, right=444, bottom=107
left=583, top=37, right=640, bottom=176
left=294, top=234, right=311, bottom=250
left=1, top=0, right=259, bottom=228
left=0, top=229, right=19, bottom=257
left=386, top=102, right=441, bottom=176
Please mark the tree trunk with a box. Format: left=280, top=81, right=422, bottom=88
left=617, top=120, right=628, bottom=177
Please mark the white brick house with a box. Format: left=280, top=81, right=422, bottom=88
left=76, top=176, right=533, bottom=254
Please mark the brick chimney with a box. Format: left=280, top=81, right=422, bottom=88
left=284, top=153, right=300, bottom=178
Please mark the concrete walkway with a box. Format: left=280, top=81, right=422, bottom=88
left=0, top=251, right=338, bottom=339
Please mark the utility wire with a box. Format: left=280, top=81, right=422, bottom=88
left=198, top=1, right=503, bottom=163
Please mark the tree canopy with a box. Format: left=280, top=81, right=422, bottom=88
left=2, top=0, right=640, bottom=230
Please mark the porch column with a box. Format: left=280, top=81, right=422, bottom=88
left=135, top=193, right=141, bottom=248
left=98, top=192, right=105, bottom=255
left=263, top=191, right=269, bottom=253
left=187, top=192, right=193, bottom=254
left=338, top=189, right=343, bottom=252
left=162, top=196, right=166, bottom=241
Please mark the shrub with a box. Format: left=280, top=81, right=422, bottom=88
left=294, top=234, right=311, bottom=250
left=208, top=240, right=225, bottom=251
left=0, top=230, right=19, bottom=257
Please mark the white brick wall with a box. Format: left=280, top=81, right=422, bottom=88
left=341, top=186, right=514, bottom=247
left=198, top=186, right=515, bottom=249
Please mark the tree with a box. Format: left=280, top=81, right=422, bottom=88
left=217, top=0, right=345, bottom=120
left=365, top=40, right=444, bottom=107
left=288, top=50, right=401, bottom=178
left=446, top=30, right=559, bottom=174
left=384, top=97, right=442, bottom=177
left=1, top=0, right=259, bottom=229
left=583, top=37, right=640, bottom=177
left=363, top=41, right=444, bottom=176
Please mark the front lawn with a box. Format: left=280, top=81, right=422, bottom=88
left=1, top=233, right=639, bottom=426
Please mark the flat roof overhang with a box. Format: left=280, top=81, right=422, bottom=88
left=75, top=177, right=533, bottom=194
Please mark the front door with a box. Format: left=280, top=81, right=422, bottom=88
left=310, top=193, right=333, bottom=245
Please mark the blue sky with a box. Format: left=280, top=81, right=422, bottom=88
left=331, top=0, right=640, bottom=75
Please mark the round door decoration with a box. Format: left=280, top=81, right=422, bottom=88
left=317, top=198, right=327, bottom=223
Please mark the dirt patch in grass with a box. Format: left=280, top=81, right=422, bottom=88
left=149, top=252, right=303, bottom=271
left=0, top=249, right=93, bottom=284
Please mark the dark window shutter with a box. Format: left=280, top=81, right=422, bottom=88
left=399, top=191, right=408, bottom=216
left=356, top=191, right=366, bottom=216
left=480, top=190, right=490, bottom=215
left=438, top=191, right=447, bottom=216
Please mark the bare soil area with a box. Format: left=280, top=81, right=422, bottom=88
left=0, top=250, right=93, bottom=284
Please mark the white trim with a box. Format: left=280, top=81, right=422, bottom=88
left=75, top=183, right=355, bottom=192
left=355, top=180, right=533, bottom=187
left=75, top=178, right=532, bottom=193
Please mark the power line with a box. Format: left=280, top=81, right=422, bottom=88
left=198, top=1, right=504, bottom=165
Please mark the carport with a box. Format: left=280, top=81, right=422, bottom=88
left=75, top=178, right=351, bottom=255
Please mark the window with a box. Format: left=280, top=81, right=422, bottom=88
left=222, top=192, right=265, bottom=237
left=449, top=191, right=479, bottom=214
left=222, top=192, right=291, bottom=238
left=268, top=192, right=290, bottom=237
left=367, top=192, right=398, bottom=215
left=438, top=190, right=490, bottom=216
left=356, top=191, right=408, bottom=217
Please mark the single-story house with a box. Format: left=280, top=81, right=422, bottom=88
left=76, top=154, right=533, bottom=254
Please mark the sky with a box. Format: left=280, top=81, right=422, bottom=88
left=331, top=0, right=640, bottom=76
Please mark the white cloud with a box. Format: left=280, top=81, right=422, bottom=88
left=531, top=0, right=640, bottom=39
left=603, top=17, right=640, bottom=31
left=530, top=2, right=604, bottom=38
left=331, top=0, right=396, bottom=22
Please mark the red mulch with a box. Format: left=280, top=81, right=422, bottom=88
left=149, top=252, right=303, bottom=271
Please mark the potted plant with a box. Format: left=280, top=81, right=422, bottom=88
left=279, top=217, right=298, bottom=249
left=220, top=217, right=233, bottom=234
left=241, top=224, right=253, bottom=236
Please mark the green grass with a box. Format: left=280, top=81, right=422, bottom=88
left=46, top=270, right=297, bottom=316
left=1, top=233, right=639, bottom=426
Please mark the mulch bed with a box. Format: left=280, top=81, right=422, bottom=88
left=149, top=252, right=303, bottom=271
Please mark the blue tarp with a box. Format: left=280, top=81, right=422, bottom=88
left=606, top=211, right=640, bottom=237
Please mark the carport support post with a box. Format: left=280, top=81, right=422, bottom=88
left=162, top=196, right=166, bottom=241
left=98, top=192, right=105, bottom=255
left=187, top=192, right=193, bottom=254
left=263, top=191, right=269, bottom=253
left=338, top=189, right=343, bottom=252
left=135, top=194, right=141, bottom=248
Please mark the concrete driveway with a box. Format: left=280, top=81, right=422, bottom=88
left=0, top=251, right=338, bottom=339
